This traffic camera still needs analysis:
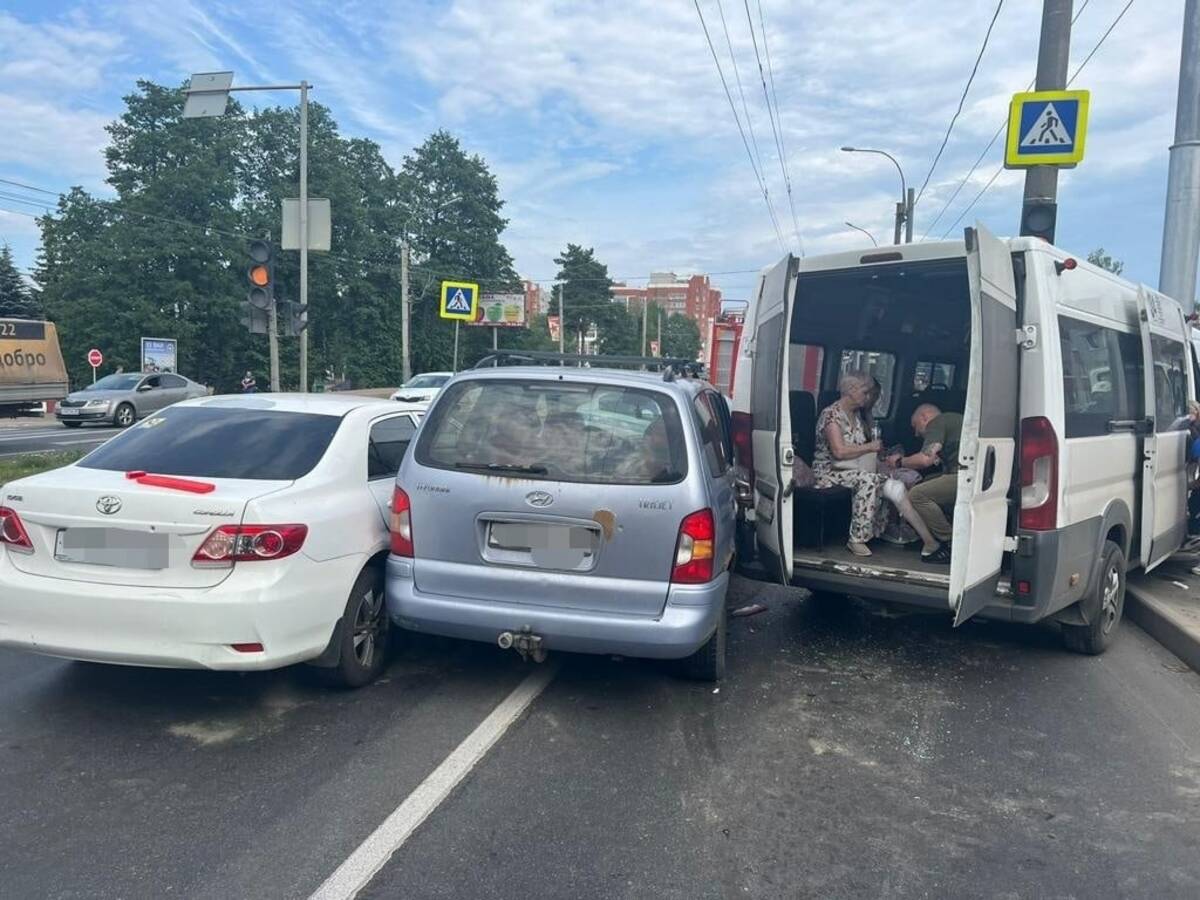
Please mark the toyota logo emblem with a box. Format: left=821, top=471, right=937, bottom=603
left=524, top=490, right=554, bottom=508
left=96, top=496, right=122, bottom=515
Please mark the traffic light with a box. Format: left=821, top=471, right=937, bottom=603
left=279, top=301, right=309, bottom=337
left=242, top=239, right=274, bottom=335
left=1019, top=198, right=1057, bottom=244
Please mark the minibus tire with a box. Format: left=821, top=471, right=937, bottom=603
left=1062, top=540, right=1125, bottom=656
left=326, top=566, right=391, bottom=688
left=679, top=611, right=726, bottom=682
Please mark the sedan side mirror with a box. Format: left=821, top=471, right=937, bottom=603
left=137, top=384, right=153, bottom=392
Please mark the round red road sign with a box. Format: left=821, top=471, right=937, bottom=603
left=87, top=348, right=103, bottom=368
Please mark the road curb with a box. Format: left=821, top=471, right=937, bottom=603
left=1125, top=582, right=1200, bottom=675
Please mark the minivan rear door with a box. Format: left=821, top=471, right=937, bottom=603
left=749, top=255, right=798, bottom=585
left=1134, top=285, right=1192, bottom=571
left=950, top=224, right=1019, bottom=625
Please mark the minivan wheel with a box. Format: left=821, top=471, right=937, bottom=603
left=113, top=403, right=136, bottom=428
left=327, top=566, right=390, bottom=688
left=679, top=611, right=726, bottom=682
left=1062, top=540, right=1125, bottom=656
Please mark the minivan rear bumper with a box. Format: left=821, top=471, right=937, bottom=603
left=385, top=556, right=727, bottom=659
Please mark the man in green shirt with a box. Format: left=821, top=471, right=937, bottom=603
left=887, top=403, right=962, bottom=564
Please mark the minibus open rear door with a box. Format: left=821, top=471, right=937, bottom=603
left=950, top=224, right=1019, bottom=625
left=749, top=254, right=799, bottom=585
left=1135, top=285, right=1191, bottom=571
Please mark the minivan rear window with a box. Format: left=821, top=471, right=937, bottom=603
left=78, top=406, right=341, bottom=480
left=415, top=379, right=688, bottom=485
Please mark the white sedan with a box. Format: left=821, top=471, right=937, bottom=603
left=389, top=371, right=452, bottom=405
left=0, top=394, right=422, bottom=687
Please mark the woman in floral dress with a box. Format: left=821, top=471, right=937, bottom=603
left=813, top=371, right=888, bottom=556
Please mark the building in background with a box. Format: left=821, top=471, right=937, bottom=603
left=522, top=279, right=549, bottom=321
left=609, top=272, right=723, bottom=360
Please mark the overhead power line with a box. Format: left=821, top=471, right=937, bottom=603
left=0, top=177, right=59, bottom=196
left=693, top=0, right=787, bottom=252
left=938, top=0, right=1137, bottom=238
left=746, top=0, right=803, bottom=254
left=715, top=0, right=769, bottom=201
left=914, top=0, right=1006, bottom=207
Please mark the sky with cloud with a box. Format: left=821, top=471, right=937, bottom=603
left=0, top=0, right=1189, bottom=305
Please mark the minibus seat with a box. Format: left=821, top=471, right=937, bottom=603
left=788, top=389, right=852, bottom=550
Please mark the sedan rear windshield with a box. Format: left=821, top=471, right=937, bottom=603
left=78, top=406, right=341, bottom=480
left=415, top=379, right=688, bottom=485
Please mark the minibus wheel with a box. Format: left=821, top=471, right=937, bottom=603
left=1062, top=540, right=1125, bottom=655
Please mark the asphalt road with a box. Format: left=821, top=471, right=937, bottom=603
left=2, top=577, right=1200, bottom=899
left=0, top=421, right=121, bottom=457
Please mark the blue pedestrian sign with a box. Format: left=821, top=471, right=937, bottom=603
left=439, top=280, right=479, bottom=321
left=1005, top=90, right=1089, bottom=169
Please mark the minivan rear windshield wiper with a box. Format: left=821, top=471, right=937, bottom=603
left=454, top=462, right=549, bottom=475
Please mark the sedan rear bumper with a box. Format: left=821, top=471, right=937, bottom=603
left=385, top=555, right=727, bottom=659
left=0, top=552, right=356, bottom=671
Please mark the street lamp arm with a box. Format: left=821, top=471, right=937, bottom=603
left=841, top=146, right=906, bottom=199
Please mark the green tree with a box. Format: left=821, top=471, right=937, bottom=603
left=551, top=244, right=643, bottom=355
left=0, top=244, right=38, bottom=319
left=1087, top=248, right=1124, bottom=276
left=661, top=313, right=701, bottom=361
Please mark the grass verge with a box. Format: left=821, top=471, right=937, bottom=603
left=0, top=450, right=88, bottom=487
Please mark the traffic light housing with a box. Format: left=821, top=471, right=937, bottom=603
left=247, top=239, right=275, bottom=309
left=1019, top=199, right=1057, bottom=244
left=280, top=301, right=309, bottom=337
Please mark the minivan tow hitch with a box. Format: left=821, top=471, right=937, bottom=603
left=497, top=629, right=547, bottom=663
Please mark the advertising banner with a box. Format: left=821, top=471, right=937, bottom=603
left=141, top=337, right=178, bottom=373
left=470, top=293, right=526, bottom=328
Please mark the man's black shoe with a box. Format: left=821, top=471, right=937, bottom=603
left=921, top=543, right=952, bottom=565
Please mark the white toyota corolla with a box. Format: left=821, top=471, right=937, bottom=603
left=0, top=394, right=422, bottom=687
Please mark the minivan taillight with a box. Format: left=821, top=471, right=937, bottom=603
left=191, top=524, right=308, bottom=567
left=390, top=486, right=414, bottom=557
left=731, top=412, right=754, bottom=478
left=1019, top=416, right=1059, bottom=531
left=0, top=507, right=33, bottom=554
left=672, top=508, right=716, bottom=584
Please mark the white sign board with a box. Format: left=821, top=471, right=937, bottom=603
left=281, top=198, right=332, bottom=251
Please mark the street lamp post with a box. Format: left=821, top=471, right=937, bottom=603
left=841, top=146, right=913, bottom=244
left=844, top=221, right=879, bottom=247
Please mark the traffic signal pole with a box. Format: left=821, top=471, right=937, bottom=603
left=1020, top=0, right=1072, bottom=242
left=268, top=301, right=281, bottom=391
left=298, top=80, right=310, bottom=392
left=1159, top=0, right=1200, bottom=308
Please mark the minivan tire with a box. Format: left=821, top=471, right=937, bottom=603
left=326, top=566, right=390, bottom=688
left=113, top=403, right=136, bottom=428
left=679, top=610, right=726, bottom=682
left=1062, top=540, right=1125, bottom=656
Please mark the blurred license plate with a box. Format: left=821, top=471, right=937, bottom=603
left=58, top=408, right=78, bottom=415
left=55, top=528, right=170, bottom=569
left=487, top=521, right=596, bottom=571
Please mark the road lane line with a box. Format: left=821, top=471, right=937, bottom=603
left=309, top=662, right=559, bottom=900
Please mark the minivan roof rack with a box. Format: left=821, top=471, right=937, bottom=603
left=473, top=350, right=705, bottom=382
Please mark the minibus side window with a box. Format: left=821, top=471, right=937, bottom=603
left=1059, top=316, right=1142, bottom=438
left=1150, top=335, right=1189, bottom=432
left=840, top=349, right=897, bottom=416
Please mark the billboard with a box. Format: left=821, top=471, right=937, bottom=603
left=470, top=293, right=526, bottom=328
left=141, top=337, right=177, bottom=373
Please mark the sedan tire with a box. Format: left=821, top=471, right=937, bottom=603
left=113, top=403, right=136, bottom=428
left=327, top=565, right=391, bottom=689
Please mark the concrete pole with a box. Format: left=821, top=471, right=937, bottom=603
left=400, top=242, right=411, bottom=383
left=268, top=301, right=281, bottom=392
left=1020, top=0, right=1073, bottom=241
left=905, top=187, right=915, bottom=243
left=893, top=203, right=904, bottom=245
left=558, top=284, right=565, bottom=356
left=298, top=81, right=309, bottom=392
left=1159, top=0, right=1200, bottom=308
left=641, top=297, right=648, bottom=356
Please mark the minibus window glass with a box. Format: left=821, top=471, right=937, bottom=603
left=1150, top=335, right=1189, bottom=432
left=1059, top=317, right=1142, bottom=438
left=913, top=361, right=956, bottom=391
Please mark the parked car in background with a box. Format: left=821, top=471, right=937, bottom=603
left=1, top=393, right=423, bottom=687
left=57, top=372, right=209, bottom=428
left=385, top=360, right=738, bottom=681
left=390, top=371, right=452, bottom=404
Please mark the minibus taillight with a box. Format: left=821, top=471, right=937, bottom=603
left=1019, top=416, right=1059, bottom=531
left=730, top=412, right=754, bottom=481
left=390, top=486, right=414, bottom=557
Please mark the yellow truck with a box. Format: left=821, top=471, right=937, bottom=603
left=0, top=318, right=69, bottom=416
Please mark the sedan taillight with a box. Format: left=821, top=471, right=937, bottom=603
left=191, top=524, right=308, bottom=567
left=0, top=507, right=33, bottom=554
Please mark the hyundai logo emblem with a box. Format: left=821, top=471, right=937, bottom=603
left=96, top=496, right=122, bottom=516
left=525, top=490, right=554, bottom=508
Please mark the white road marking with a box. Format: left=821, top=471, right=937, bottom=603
left=309, top=662, right=559, bottom=900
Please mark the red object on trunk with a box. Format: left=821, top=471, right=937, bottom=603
left=125, top=471, right=216, bottom=494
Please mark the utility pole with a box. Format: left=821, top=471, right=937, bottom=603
left=657, top=307, right=663, bottom=354
left=905, top=187, right=915, bottom=243
left=400, top=241, right=411, bottom=383
left=1020, top=0, right=1073, bottom=243
left=267, top=300, right=281, bottom=392
left=641, top=298, right=649, bottom=356
left=1160, top=0, right=1200, bottom=307
left=558, top=283, right=565, bottom=355
left=298, top=80, right=310, bottom=392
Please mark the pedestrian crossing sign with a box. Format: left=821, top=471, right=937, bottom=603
left=1005, top=90, right=1089, bottom=169
left=439, top=280, right=479, bottom=321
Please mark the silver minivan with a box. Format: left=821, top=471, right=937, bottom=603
left=384, top=361, right=737, bottom=680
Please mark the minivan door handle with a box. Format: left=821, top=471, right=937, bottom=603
left=981, top=445, right=997, bottom=492
left=781, top=446, right=795, bottom=466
